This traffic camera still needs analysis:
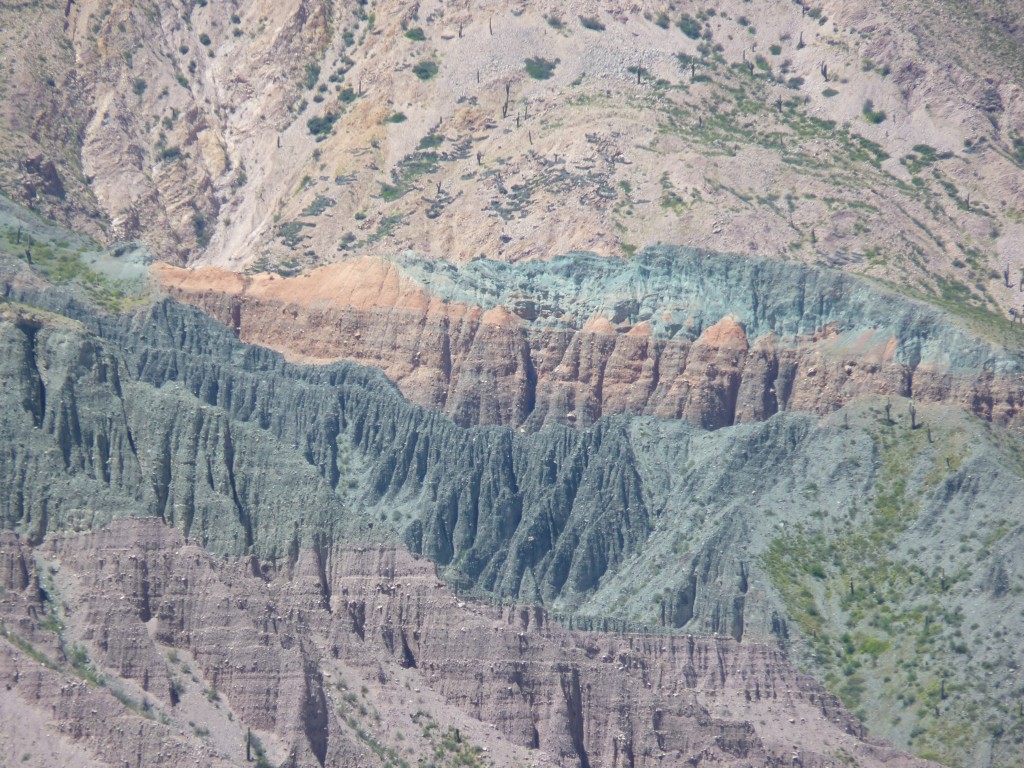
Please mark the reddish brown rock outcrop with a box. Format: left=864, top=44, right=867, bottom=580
left=0, top=521, right=937, bottom=768
left=155, top=262, right=1024, bottom=431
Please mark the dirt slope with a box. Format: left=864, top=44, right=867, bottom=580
left=2, top=0, right=1024, bottom=314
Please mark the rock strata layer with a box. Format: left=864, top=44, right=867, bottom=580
left=0, top=520, right=937, bottom=768
left=156, top=248, right=1024, bottom=431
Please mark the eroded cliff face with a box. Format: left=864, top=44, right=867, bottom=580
left=3, top=263, right=1023, bottom=766
left=0, top=520, right=936, bottom=768
left=156, top=248, right=1024, bottom=431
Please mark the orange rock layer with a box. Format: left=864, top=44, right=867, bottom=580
left=155, top=263, right=1024, bottom=430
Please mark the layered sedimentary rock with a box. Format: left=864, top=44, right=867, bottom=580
left=156, top=248, right=1024, bottom=431
left=2, top=271, right=1021, bottom=636
left=0, top=520, right=936, bottom=768
left=3, top=261, right=1024, bottom=765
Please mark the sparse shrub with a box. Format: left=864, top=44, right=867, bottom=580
left=678, top=14, right=702, bottom=39
left=132, top=77, right=147, bottom=96
left=303, top=63, right=320, bottom=89
left=654, top=12, right=670, bottom=29
left=418, top=133, right=444, bottom=149
left=546, top=15, right=564, bottom=29
left=524, top=56, right=558, bottom=80
left=307, top=112, right=338, bottom=136
left=412, top=59, right=438, bottom=80
left=192, top=213, right=210, bottom=247
left=862, top=99, right=886, bottom=124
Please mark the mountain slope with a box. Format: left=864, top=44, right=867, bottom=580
left=154, top=247, right=1024, bottom=431
left=1, top=0, right=1023, bottom=315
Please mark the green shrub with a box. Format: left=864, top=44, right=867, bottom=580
left=303, top=63, right=320, bottom=89
left=418, top=133, right=444, bottom=149
left=384, top=112, right=407, bottom=124
left=862, top=99, right=886, bottom=124
left=678, top=14, right=701, bottom=39
left=654, top=12, right=670, bottom=29
left=307, top=112, right=338, bottom=136
left=524, top=57, right=558, bottom=80
left=769, top=44, right=782, bottom=55
left=404, top=27, right=426, bottom=41
left=412, top=60, right=438, bottom=80
left=579, top=15, right=605, bottom=31
left=546, top=15, right=563, bottom=29
left=198, top=33, right=211, bottom=46
left=192, top=213, right=210, bottom=247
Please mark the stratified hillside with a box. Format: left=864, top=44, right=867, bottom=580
left=2, top=247, right=1023, bottom=766
left=1, top=2, right=1023, bottom=767
left=155, top=248, right=1024, bottom=432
